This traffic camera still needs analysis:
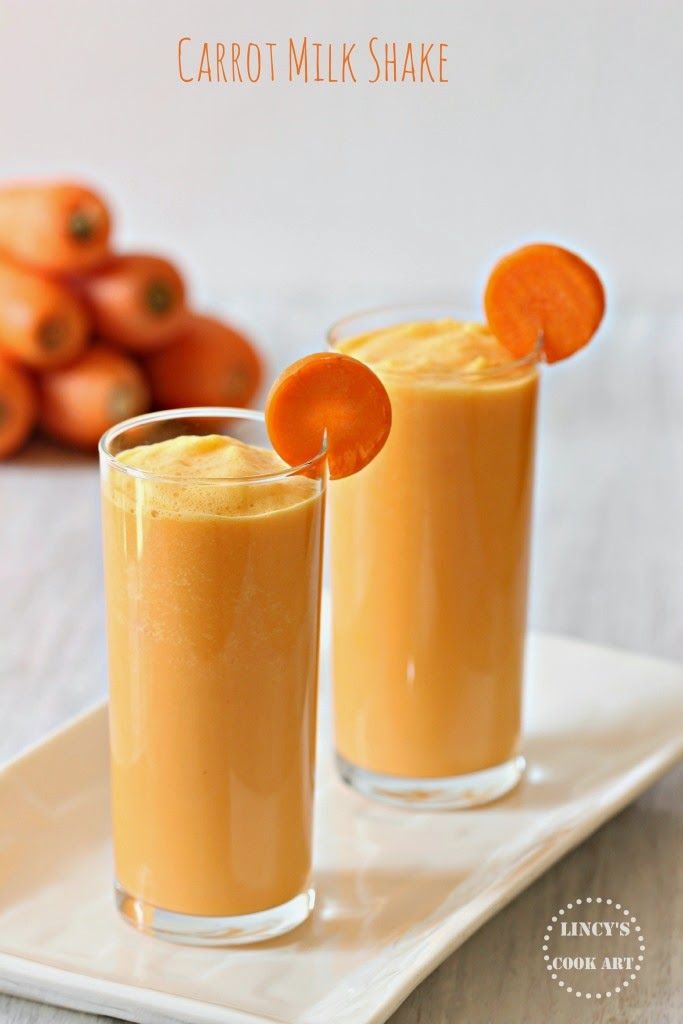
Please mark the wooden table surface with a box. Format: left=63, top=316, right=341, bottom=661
left=0, top=300, right=681, bottom=1023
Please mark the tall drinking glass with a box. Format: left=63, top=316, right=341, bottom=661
left=99, top=408, right=326, bottom=944
left=329, top=307, right=540, bottom=809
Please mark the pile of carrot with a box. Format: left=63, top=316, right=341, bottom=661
left=0, top=181, right=263, bottom=459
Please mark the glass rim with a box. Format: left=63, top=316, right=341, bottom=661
left=98, top=407, right=327, bottom=486
left=326, top=302, right=543, bottom=379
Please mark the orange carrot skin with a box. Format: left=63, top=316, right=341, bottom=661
left=145, top=313, right=263, bottom=408
left=265, top=352, right=392, bottom=479
left=0, top=355, right=37, bottom=458
left=0, top=182, right=111, bottom=274
left=484, top=243, right=605, bottom=364
left=0, top=259, right=89, bottom=369
left=39, top=343, right=150, bottom=451
left=79, top=254, right=188, bottom=353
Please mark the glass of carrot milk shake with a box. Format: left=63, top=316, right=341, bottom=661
left=328, top=244, right=605, bottom=809
left=329, top=309, right=539, bottom=808
left=99, top=408, right=326, bottom=944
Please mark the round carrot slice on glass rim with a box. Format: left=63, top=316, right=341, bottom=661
left=265, top=352, right=392, bottom=480
left=484, top=243, right=606, bottom=364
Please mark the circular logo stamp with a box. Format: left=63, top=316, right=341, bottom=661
left=542, top=898, right=645, bottom=1000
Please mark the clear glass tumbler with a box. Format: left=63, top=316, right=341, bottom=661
left=329, top=306, right=540, bottom=809
left=99, top=408, right=326, bottom=944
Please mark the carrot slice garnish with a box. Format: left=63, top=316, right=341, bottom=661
left=484, top=243, right=605, bottom=364
left=265, top=352, right=391, bottom=479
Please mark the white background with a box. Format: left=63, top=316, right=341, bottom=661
left=0, top=0, right=681, bottom=314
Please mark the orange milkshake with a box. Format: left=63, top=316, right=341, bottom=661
left=330, top=313, right=539, bottom=807
left=100, top=410, right=326, bottom=944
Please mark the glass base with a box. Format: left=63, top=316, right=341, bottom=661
left=336, top=752, right=525, bottom=810
left=115, top=882, right=315, bottom=946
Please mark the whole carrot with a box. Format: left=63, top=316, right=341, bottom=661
left=39, top=343, right=150, bottom=451
left=0, top=182, right=111, bottom=274
left=0, top=260, right=89, bottom=369
left=0, top=355, right=37, bottom=458
left=145, top=313, right=263, bottom=408
left=79, top=254, right=188, bottom=353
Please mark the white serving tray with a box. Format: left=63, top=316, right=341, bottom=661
left=0, top=632, right=681, bottom=1024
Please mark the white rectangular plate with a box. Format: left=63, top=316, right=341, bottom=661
left=0, top=633, right=682, bottom=1024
